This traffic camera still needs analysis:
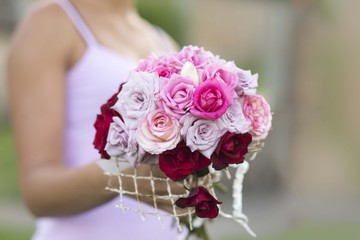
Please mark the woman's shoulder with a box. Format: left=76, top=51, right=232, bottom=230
left=16, top=1, right=71, bottom=35
left=9, top=1, right=75, bottom=67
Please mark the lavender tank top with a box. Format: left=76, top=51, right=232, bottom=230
left=32, top=1, right=182, bottom=239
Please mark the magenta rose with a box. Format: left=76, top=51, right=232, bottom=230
left=159, top=141, right=211, bottom=181
left=242, top=94, right=272, bottom=140
left=191, top=79, right=233, bottom=120
left=175, top=186, right=222, bottom=219
left=159, top=74, right=195, bottom=119
left=211, top=132, right=252, bottom=170
left=93, top=86, right=123, bottom=159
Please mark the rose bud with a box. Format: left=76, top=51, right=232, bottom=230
left=175, top=186, right=222, bottom=219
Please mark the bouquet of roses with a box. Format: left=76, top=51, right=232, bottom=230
left=93, top=46, right=272, bottom=238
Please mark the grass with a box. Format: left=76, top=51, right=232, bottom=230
left=0, top=122, right=19, bottom=199
left=0, top=222, right=358, bottom=240
left=221, top=222, right=359, bottom=240
left=0, top=228, right=32, bottom=240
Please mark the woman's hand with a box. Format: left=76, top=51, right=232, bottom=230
left=118, top=164, right=187, bottom=214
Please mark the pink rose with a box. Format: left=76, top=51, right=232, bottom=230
left=202, top=63, right=238, bottom=90
left=154, top=64, right=178, bottom=78
left=172, top=46, right=214, bottom=70
left=191, top=79, right=233, bottom=120
left=136, top=109, right=181, bottom=154
left=136, top=55, right=158, bottom=72
left=242, top=95, right=272, bottom=140
left=136, top=54, right=179, bottom=78
left=159, top=74, right=195, bottom=119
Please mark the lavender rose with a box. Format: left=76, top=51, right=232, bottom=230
left=234, top=69, right=258, bottom=96
left=112, top=71, right=159, bottom=128
left=180, top=114, right=224, bottom=159
left=217, top=100, right=251, bottom=134
left=105, top=117, right=145, bottom=166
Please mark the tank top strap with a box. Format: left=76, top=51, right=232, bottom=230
left=56, top=0, right=97, bottom=46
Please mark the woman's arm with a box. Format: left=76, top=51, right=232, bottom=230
left=7, top=3, right=183, bottom=217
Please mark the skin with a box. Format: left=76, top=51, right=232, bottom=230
left=7, top=0, right=183, bottom=217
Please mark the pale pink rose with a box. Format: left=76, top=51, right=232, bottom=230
left=202, top=63, right=239, bottom=90
left=191, top=79, right=233, bottom=120
left=136, top=110, right=181, bottom=154
left=180, top=114, right=224, bottom=159
left=242, top=95, right=272, bottom=140
left=159, top=74, right=195, bottom=119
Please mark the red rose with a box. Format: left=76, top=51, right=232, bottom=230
left=93, top=86, right=123, bottom=159
left=175, top=186, right=222, bottom=219
left=211, top=132, right=252, bottom=170
left=159, top=141, right=211, bottom=181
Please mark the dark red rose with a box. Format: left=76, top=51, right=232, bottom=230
left=93, top=86, right=123, bottom=159
left=159, top=141, right=211, bottom=181
left=211, top=132, right=252, bottom=170
left=175, top=186, right=222, bottom=219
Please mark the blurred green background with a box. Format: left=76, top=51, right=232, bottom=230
left=1, top=0, right=359, bottom=239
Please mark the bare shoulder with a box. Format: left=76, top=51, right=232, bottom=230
left=9, top=1, right=74, bottom=65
